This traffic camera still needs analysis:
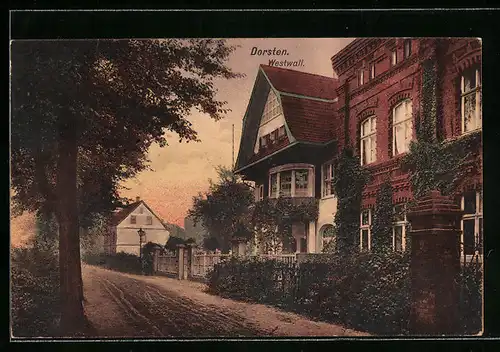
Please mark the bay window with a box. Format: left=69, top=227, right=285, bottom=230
left=461, top=190, right=483, bottom=258
left=322, top=161, right=335, bottom=197
left=360, top=209, right=372, bottom=251
left=392, top=204, right=407, bottom=252
left=461, top=67, right=482, bottom=133
left=360, top=116, right=377, bottom=165
left=269, top=165, right=314, bottom=198
left=392, top=99, right=413, bottom=156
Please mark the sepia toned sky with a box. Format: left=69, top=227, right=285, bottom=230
left=10, top=38, right=354, bottom=247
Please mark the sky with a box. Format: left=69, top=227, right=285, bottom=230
left=10, top=38, right=354, bottom=247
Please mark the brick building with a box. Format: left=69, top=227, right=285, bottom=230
left=235, top=38, right=482, bottom=258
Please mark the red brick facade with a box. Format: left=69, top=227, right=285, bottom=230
left=331, top=38, right=482, bottom=209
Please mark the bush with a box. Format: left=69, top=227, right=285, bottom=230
left=207, top=251, right=411, bottom=335
left=83, top=252, right=143, bottom=274
left=11, top=246, right=60, bottom=337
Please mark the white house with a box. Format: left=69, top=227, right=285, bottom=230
left=104, top=197, right=170, bottom=256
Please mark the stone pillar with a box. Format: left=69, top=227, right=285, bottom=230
left=176, top=244, right=185, bottom=280
left=153, top=247, right=161, bottom=274
left=406, top=190, right=463, bottom=335
left=186, top=243, right=196, bottom=279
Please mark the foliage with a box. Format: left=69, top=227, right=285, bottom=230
left=11, top=244, right=60, bottom=337
left=371, top=180, right=394, bottom=252
left=11, top=39, right=241, bottom=328
left=459, top=260, right=483, bottom=334
left=207, top=251, right=411, bottom=335
left=400, top=58, right=479, bottom=199
left=165, top=223, right=188, bottom=240
left=165, top=236, right=188, bottom=252
left=202, top=236, right=220, bottom=251
left=333, top=147, right=371, bottom=254
left=189, top=166, right=254, bottom=253
left=251, top=197, right=319, bottom=253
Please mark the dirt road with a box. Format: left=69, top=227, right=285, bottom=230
left=82, top=265, right=369, bottom=338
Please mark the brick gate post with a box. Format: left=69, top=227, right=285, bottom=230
left=406, top=190, right=463, bottom=335
left=176, top=244, right=186, bottom=280
left=153, top=247, right=161, bottom=274
left=186, top=243, right=196, bottom=280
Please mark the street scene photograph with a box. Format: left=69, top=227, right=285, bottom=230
left=10, top=37, right=483, bottom=339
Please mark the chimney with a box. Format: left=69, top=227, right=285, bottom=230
left=136, top=196, right=140, bottom=202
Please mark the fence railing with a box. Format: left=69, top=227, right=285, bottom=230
left=156, top=251, right=178, bottom=275
left=191, top=253, right=231, bottom=278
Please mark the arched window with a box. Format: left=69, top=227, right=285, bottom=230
left=320, top=224, right=336, bottom=252
left=392, top=99, right=413, bottom=156
left=360, top=115, right=377, bottom=165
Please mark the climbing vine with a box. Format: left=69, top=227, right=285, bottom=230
left=251, top=197, right=319, bottom=253
left=401, top=58, right=481, bottom=200
left=371, top=180, right=394, bottom=252
left=333, top=147, right=371, bottom=255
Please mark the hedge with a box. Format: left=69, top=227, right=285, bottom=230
left=207, top=251, right=482, bottom=335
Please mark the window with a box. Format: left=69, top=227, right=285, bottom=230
left=322, top=162, right=335, bottom=197
left=392, top=99, right=413, bottom=156
left=270, top=173, right=278, bottom=198
left=360, top=209, right=371, bottom=251
left=278, top=126, right=286, bottom=138
left=259, top=136, right=267, bottom=149
left=269, top=129, right=277, bottom=143
left=130, top=215, right=137, bottom=224
left=256, top=184, right=264, bottom=201
left=461, top=67, right=482, bottom=133
left=360, top=116, right=377, bottom=165
left=358, top=70, right=365, bottom=86
left=392, top=204, right=407, bottom=251
left=461, top=190, right=483, bottom=257
left=403, top=40, right=412, bottom=59
left=261, top=90, right=282, bottom=124
left=294, top=169, right=309, bottom=197
left=369, top=62, right=376, bottom=80
left=269, top=167, right=313, bottom=198
left=279, top=170, right=293, bottom=197
left=138, top=207, right=144, bottom=214
left=391, top=50, right=397, bottom=66
left=146, top=216, right=153, bottom=225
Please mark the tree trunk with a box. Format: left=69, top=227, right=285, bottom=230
left=56, top=118, right=85, bottom=335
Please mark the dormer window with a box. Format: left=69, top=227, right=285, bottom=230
left=403, top=39, right=412, bottom=59
left=358, top=70, right=365, bottom=86
left=369, top=62, right=376, bottom=80
left=391, top=50, right=397, bottom=66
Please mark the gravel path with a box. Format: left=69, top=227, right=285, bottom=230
left=82, top=265, right=369, bottom=338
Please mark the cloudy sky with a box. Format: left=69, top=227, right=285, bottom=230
left=11, top=38, right=354, bottom=246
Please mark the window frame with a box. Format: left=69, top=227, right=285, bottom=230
left=130, top=215, right=137, bottom=224
left=392, top=99, right=413, bottom=156
left=392, top=204, right=407, bottom=252
left=460, top=190, right=483, bottom=261
left=391, top=50, right=397, bottom=66
left=358, top=69, right=365, bottom=87
left=403, top=39, right=412, bottom=59
left=360, top=115, right=377, bottom=165
left=360, top=209, right=372, bottom=251
left=460, top=67, right=482, bottom=134
left=269, top=166, right=314, bottom=199
left=146, top=216, right=153, bottom=226
left=321, top=161, right=335, bottom=198
left=369, top=62, right=376, bottom=80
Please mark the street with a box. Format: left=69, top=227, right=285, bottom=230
left=82, top=265, right=369, bottom=338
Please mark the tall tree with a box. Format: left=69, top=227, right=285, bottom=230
left=11, top=39, right=241, bottom=333
left=188, top=166, right=254, bottom=253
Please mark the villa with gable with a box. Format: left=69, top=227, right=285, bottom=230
left=104, top=197, right=170, bottom=256
left=235, top=38, right=482, bottom=258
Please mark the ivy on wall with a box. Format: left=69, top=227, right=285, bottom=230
left=401, top=58, right=480, bottom=200
left=251, top=197, right=319, bottom=253
left=371, top=180, right=394, bottom=252
left=332, top=147, right=371, bottom=255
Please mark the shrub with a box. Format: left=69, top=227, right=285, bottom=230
left=11, top=246, right=60, bottom=337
